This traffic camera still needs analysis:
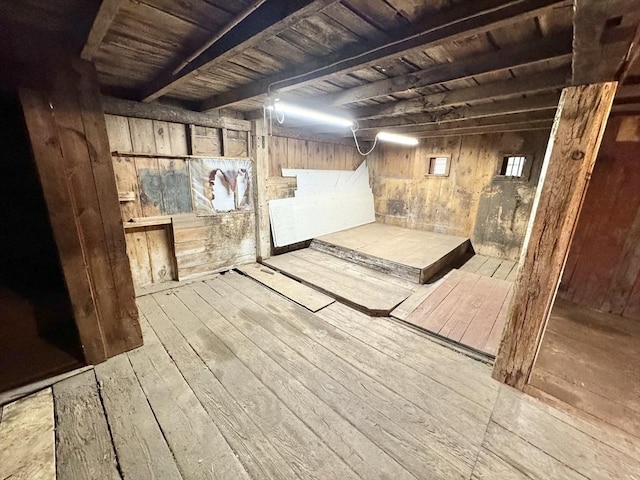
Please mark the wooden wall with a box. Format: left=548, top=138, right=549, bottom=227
left=558, top=116, right=640, bottom=320
left=19, top=59, right=141, bottom=363
left=266, top=132, right=363, bottom=202
left=104, top=114, right=254, bottom=286
left=368, top=130, right=551, bottom=261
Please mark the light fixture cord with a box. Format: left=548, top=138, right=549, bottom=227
left=351, top=123, right=377, bottom=156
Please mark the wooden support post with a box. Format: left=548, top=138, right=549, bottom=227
left=20, top=58, right=143, bottom=364
left=251, top=119, right=270, bottom=261
left=492, top=82, right=617, bottom=389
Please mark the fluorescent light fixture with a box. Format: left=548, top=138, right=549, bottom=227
left=268, top=100, right=353, bottom=128
left=376, top=131, right=419, bottom=146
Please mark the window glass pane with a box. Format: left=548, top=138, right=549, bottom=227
left=431, top=156, right=448, bottom=175
left=502, top=155, right=525, bottom=177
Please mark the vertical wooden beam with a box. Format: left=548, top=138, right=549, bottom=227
left=221, top=127, right=229, bottom=156
left=251, top=119, right=270, bottom=260
left=492, top=82, right=617, bottom=389
left=20, top=58, right=142, bottom=364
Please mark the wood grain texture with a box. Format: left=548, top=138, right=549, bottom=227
left=94, top=355, right=183, bottom=479
left=0, top=389, right=55, bottom=480
left=558, top=117, right=640, bottom=320
left=53, top=371, right=121, bottom=480
left=81, top=0, right=123, bottom=60
left=238, top=263, right=334, bottom=311
left=493, top=82, right=618, bottom=389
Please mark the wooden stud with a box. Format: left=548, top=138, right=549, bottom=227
left=492, top=82, right=617, bottom=389
left=252, top=119, right=270, bottom=260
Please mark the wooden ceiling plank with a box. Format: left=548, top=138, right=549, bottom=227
left=322, top=29, right=572, bottom=106
left=198, top=0, right=571, bottom=111
left=572, top=0, right=640, bottom=84
left=354, top=93, right=560, bottom=130
left=140, top=0, right=339, bottom=102
left=81, top=0, right=123, bottom=60
left=353, top=66, right=570, bottom=119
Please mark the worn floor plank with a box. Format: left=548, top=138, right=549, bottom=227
left=152, top=290, right=359, bottom=480
left=205, top=276, right=470, bottom=479
left=94, top=355, right=183, bottom=480
left=265, top=250, right=412, bottom=315
left=0, top=389, right=55, bottom=480
left=53, top=371, right=120, bottom=480
left=137, top=296, right=299, bottom=480
left=127, top=319, right=250, bottom=480
left=237, top=263, right=334, bottom=312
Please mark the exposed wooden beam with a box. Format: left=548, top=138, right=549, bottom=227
left=493, top=82, right=617, bottom=390
left=101, top=96, right=251, bottom=131
left=353, top=66, right=570, bottom=120
left=322, top=30, right=572, bottom=107
left=353, top=94, right=560, bottom=130
left=413, top=121, right=554, bottom=138
left=572, top=0, right=640, bottom=84
left=353, top=111, right=555, bottom=139
left=81, top=0, right=123, bottom=60
left=199, top=0, right=571, bottom=111
left=140, top=0, right=338, bottom=102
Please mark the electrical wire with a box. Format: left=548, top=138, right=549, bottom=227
left=351, top=123, right=378, bottom=156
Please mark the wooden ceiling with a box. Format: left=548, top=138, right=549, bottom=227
left=0, top=0, right=638, bottom=137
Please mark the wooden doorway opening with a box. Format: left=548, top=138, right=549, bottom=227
left=0, top=91, right=85, bottom=394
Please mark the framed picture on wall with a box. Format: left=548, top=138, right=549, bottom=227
left=190, top=157, right=254, bottom=215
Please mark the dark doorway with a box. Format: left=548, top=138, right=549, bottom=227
left=0, top=91, right=84, bottom=394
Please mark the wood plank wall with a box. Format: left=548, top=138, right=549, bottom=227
left=104, top=114, right=254, bottom=286
left=368, top=130, right=551, bottom=261
left=20, top=59, right=141, bottom=363
left=266, top=134, right=363, bottom=201
left=558, top=116, right=640, bottom=320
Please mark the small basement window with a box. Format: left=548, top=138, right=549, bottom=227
left=499, top=155, right=527, bottom=178
left=428, top=155, right=450, bottom=176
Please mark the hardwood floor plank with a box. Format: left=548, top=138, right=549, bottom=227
left=152, top=290, right=359, bottom=480
left=179, top=282, right=422, bottom=480
left=127, top=319, right=251, bottom=480
left=418, top=271, right=481, bottom=333
left=471, top=448, right=531, bottom=480
left=476, top=257, right=503, bottom=278
left=319, top=302, right=498, bottom=410
left=219, top=273, right=489, bottom=445
left=492, top=260, right=516, bottom=280
left=505, top=264, right=519, bottom=282
left=200, top=278, right=471, bottom=479
left=94, top=355, right=183, bottom=480
left=391, top=279, right=443, bottom=320
left=440, top=275, right=497, bottom=341
left=491, top=386, right=640, bottom=480
left=237, top=263, right=334, bottom=312
left=264, top=253, right=411, bottom=315
left=0, top=389, right=55, bottom=480
left=460, top=279, right=512, bottom=351
left=53, top=371, right=120, bottom=480
left=459, top=255, right=489, bottom=273
left=483, top=289, right=513, bottom=356
left=405, top=270, right=465, bottom=323
left=482, top=421, right=588, bottom=480
left=136, top=296, right=299, bottom=480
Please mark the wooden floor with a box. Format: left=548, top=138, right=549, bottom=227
left=393, top=268, right=513, bottom=356
left=458, top=254, right=518, bottom=281
left=2, top=274, right=639, bottom=480
left=530, top=298, right=640, bottom=439
left=311, top=223, right=470, bottom=283
left=264, top=248, right=415, bottom=315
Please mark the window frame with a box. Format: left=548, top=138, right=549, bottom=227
left=495, top=152, right=534, bottom=182
left=425, top=154, right=452, bottom=177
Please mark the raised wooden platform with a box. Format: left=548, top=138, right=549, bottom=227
left=393, top=269, right=513, bottom=356
left=310, top=223, right=470, bottom=284
left=263, top=248, right=414, bottom=316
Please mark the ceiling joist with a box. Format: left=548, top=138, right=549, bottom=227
left=318, top=30, right=572, bottom=108
left=351, top=66, right=571, bottom=120
left=80, top=0, right=123, bottom=61
left=198, top=0, right=572, bottom=111
left=352, top=94, right=561, bottom=131
left=139, top=0, right=338, bottom=102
